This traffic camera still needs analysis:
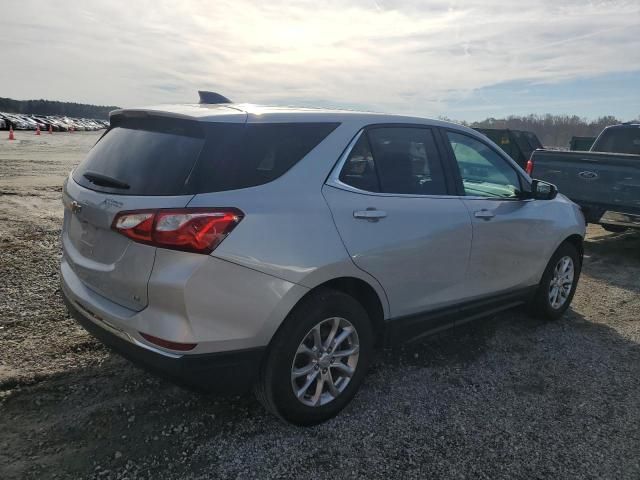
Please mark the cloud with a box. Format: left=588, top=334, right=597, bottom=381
left=1, top=0, right=639, bottom=117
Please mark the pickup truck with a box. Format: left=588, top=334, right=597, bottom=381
left=528, top=123, right=640, bottom=231
left=474, top=128, right=543, bottom=168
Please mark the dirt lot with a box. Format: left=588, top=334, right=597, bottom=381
left=1, top=132, right=639, bottom=479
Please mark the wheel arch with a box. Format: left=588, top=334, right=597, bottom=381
left=561, top=233, right=584, bottom=263
left=274, top=276, right=388, bottom=347
left=316, top=277, right=386, bottom=344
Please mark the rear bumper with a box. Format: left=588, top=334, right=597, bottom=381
left=59, top=245, right=308, bottom=354
left=63, top=288, right=265, bottom=393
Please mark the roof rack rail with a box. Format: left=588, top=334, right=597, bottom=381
left=198, top=91, right=232, bottom=105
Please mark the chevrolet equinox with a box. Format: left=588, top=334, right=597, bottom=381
left=61, top=97, right=585, bottom=425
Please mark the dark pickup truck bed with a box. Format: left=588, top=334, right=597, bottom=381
left=530, top=124, right=640, bottom=230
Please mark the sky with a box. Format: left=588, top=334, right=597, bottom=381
left=1, top=0, right=639, bottom=122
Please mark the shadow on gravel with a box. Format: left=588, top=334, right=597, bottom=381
left=2, top=227, right=640, bottom=479
left=0, top=354, right=265, bottom=479
left=582, top=229, right=640, bottom=293
left=2, top=304, right=640, bottom=479
left=380, top=301, right=639, bottom=365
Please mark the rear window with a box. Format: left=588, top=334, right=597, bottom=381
left=73, top=119, right=338, bottom=195
left=511, top=131, right=534, bottom=161
left=525, top=132, right=543, bottom=150
left=73, top=125, right=205, bottom=195
left=592, top=127, right=640, bottom=155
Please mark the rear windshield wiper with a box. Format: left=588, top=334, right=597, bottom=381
left=83, top=172, right=130, bottom=190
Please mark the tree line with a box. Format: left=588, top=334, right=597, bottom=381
left=468, top=114, right=638, bottom=148
left=0, top=97, right=119, bottom=120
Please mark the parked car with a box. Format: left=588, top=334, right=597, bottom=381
left=0, top=112, right=107, bottom=131
left=29, top=115, right=50, bottom=130
left=61, top=98, right=585, bottom=425
left=529, top=123, right=640, bottom=231
left=473, top=128, right=543, bottom=168
left=27, top=115, right=48, bottom=131
left=569, top=136, right=596, bottom=151
left=0, top=113, right=30, bottom=130
left=47, top=117, right=69, bottom=131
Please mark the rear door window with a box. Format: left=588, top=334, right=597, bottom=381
left=338, top=126, right=448, bottom=195
left=367, top=127, right=447, bottom=195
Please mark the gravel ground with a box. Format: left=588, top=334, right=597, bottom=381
left=1, top=132, right=639, bottom=479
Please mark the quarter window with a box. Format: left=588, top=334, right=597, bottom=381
left=447, top=132, right=522, bottom=199
left=339, top=134, right=380, bottom=192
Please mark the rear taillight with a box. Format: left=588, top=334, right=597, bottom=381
left=525, top=156, right=534, bottom=175
left=112, top=208, right=243, bottom=254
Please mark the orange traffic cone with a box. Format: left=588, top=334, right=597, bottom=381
left=8, top=126, right=15, bottom=140
left=36, top=125, right=41, bottom=135
left=49, top=124, right=53, bottom=134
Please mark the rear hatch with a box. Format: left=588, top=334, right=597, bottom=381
left=62, top=114, right=231, bottom=311
left=63, top=110, right=339, bottom=311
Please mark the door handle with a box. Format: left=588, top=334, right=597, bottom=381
left=474, top=209, right=495, bottom=220
left=354, top=208, right=387, bottom=221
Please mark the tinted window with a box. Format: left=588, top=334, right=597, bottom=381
left=592, top=127, right=640, bottom=155
left=73, top=126, right=205, bottom=196
left=366, top=127, right=447, bottom=195
left=511, top=131, right=534, bottom=160
left=192, top=123, right=338, bottom=193
left=339, top=133, right=380, bottom=192
left=526, top=132, right=543, bottom=150
left=74, top=120, right=338, bottom=195
left=447, top=131, right=522, bottom=198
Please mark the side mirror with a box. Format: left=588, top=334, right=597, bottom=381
left=531, top=179, right=557, bottom=200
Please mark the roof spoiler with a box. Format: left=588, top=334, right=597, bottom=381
left=198, top=91, right=232, bottom=105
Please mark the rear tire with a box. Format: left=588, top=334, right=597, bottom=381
left=529, top=242, right=581, bottom=320
left=255, top=288, right=373, bottom=426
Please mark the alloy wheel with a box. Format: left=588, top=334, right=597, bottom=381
left=290, top=317, right=360, bottom=407
left=548, top=255, right=575, bottom=309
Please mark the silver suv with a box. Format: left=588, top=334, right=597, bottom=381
left=61, top=99, right=585, bottom=425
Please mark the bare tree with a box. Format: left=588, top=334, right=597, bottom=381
left=471, top=114, right=629, bottom=148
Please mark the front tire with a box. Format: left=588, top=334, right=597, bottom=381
left=255, top=289, right=373, bottom=426
left=529, top=242, right=581, bottom=320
